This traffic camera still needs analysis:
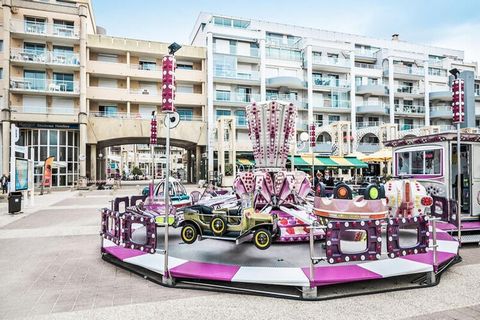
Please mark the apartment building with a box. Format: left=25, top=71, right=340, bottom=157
left=0, top=0, right=207, bottom=187
left=190, top=13, right=480, bottom=175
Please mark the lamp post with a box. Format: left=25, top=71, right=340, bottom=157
left=161, top=42, right=181, bottom=284
left=291, top=131, right=309, bottom=171
left=449, top=68, right=463, bottom=245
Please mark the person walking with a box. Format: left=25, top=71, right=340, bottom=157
left=1, top=173, right=8, bottom=194
left=322, top=169, right=335, bottom=187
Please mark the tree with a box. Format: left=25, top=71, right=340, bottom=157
left=131, top=166, right=143, bottom=176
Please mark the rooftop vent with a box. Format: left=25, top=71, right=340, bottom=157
left=392, top=34, right=399, bottom=41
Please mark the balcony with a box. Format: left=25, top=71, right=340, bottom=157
left=354, top=48, right=379, bottom=62
left=10, top=48, right=80, bottom=69
left=175, top=92, right=205, bottom=106
left=213, top=44, right=260, bottom=62
left=267, top=76, right=305, bottom=89
left=314, top=99, right=350, bottom=112
left=214, top=92, right=261, bottom=106
left=394, top=104, right=425, bottom=116
left=313, top=142, right=334, bottom=154
left=312, top=56, right=350, bottom=72
left=10, top=19, right=80, bottom=42
left=129, top=89, right=162, bottom=104
left=87, top=86, right=129, bottom=101
left=213, top=68, right=260, bottom=85
left=388, top=65, right=424, bottom=80
left=356, top=121, right=381, bottom=128
left=10, top=78, right=79, bottom=96
left=312, top=77, right=350, bottom=91
left=394, top=85, right=423, bottom=98
left=356, top=104, right=389, bottom=115
left=430, top=106, right=452, bottom=119
left=357, top=143, right=381, bottom=154
left=266, top=93, right=307, bottom=108
left=429, top=87, right=452, bottom=101
left=10, top=105, right=79, bottom=122
left=129, top=63, right=162, bottom=80
left=398, top=124, right=423, bottom=131
left=356, top=83, right=388, bottom=96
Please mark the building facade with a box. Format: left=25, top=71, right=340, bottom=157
left=0, top=0, right=207, bottom=187
left=190, top=13, right=480, bottom=176
left=1, top=3, right=480, bottom=187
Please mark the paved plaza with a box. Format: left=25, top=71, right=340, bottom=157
left=1, top=186, right=480, bottom=320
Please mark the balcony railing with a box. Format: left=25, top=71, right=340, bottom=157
left=312, top=77, right=350, bottom=88
left=130, top=63, right=161, bottom=72
left=213, top=44, right=260, bottom=58
left=354, top=48, right=379, bottom=58
left=394, top=65, right=424, bottom=76
left=10, top=78, right=79, bottom=94
left=90, top=111, right=204, bottom=121
left=475, top=89, right=480, bottom=96
left=10, top=48, right=80, bottom=66
left=354, top=62, right=381, bottom=69
left=11, top=106, right=78, bottom=115
left=214, top=91, right=261, bottom=103
left=357, top=143, right=381, bottom=153
left=11, top=19, right=79, bottom=38
left=214, top=68, right=260, bottom=81
left=357, top=121, right=381, bottom=128
left=395, top=85, right=421, bottom=94
left=394, top=104, right=425, bottom=114
left=130, top=88, right=160, bottom=96
left=312, top=56, right=350, bottom=67
left=317, top=99, right=350, bottom=109
left=399, top=124, right=423, bottom=131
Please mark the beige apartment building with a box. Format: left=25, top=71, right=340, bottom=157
left=0, top=0, right=207, bottom=187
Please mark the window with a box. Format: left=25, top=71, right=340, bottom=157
left=215, top=90, right=231, bottom=101
left=177, top=63, right=193, bottom=70
left=24, top=17, right=46, bottom=34
left=177, top=108, right=193, bottom=121
left=216, top=109, right=231, bottom=119
left=52, top=46, right=77, bottom=65
left=24, top=42, right=46, bottom=56
left=328, top=115, right=340, bottom=124
left=237, top=87, right=251, bottom=102
left=99, top=105, right=117, bottom=117
left=235, top=110, right=246, bottom=126
left=24, top=70, right=46, bottom=90
left=139, top=60, right=156, bottom=71
left=53, top=19, right=75, bottom=37
left=368, top=78, right=378, bottom=85
left=355, top=76, right=363, bottom=86
left=97, top=54, right=118, bottom=63
left=53, top=73, right=74, bottom=92
left=177, top=85, right=194, bottom=93
left=0, top=40, right=3, bottom=52
left=0, top=68, right=2, bottom=79
left=397, top=148, right=441, bottom=175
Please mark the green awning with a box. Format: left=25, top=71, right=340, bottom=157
left=289, top=156, right=367, bottom=169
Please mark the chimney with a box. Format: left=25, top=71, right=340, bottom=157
left=392, top=34, right=399, bottom=41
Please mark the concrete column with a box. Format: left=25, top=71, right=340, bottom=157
left=126, top=51, right=130, bottom=65
left=186, top=149, right=192, bottom=183
left=306, top=45, right=313, bottom=152
left=127, top=101, right=131, bottom=117
left=217, top=119, right=224, bottom=177
left=206, top=32, right=214, bottom=174
left=90, top=144, right=97, bottom=182
left=424, top=60, right=430, bottom=126
left=78, top=5, right=88, bottom=182
left=259, top=35, right=266, bottom=101
left=350, top=47, right=356, bottom=152
left=2, top=0, right=12, bottom=175
left=230, top=119, right=236, bottom=179
left=195, top=145, right=201, bottom=183
left=388, top=57, right=395, bottom=125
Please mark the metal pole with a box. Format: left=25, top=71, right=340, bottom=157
left=311, top=150, right=315, bottom=182
left=309, top=224, right=314, bottom=285
left=456, top=79, right=462, bottom=245
left=432, top=217, right=438, bottom=271
left=164, top=122, right=170, bottom=280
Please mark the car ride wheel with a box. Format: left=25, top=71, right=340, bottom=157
left=181, top=223, right=198, bottom=244
left=210, top=216, right=227, bottom=236
left=253, top=228, right=272, bottom=250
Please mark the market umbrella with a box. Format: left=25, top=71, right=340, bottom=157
left=363, top=148, right=392, bottom=162
left=346, top=151, right=367, bottom=161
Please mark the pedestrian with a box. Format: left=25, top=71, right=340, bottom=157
left=314, top=171, right=323, bottom=189
left=1, top=173, right=8, bottom=194
left=323, top=169, right=335, bottom=187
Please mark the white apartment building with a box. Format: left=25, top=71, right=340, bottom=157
left=190, top=13, right=480, bottom=175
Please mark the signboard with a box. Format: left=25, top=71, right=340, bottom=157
left=15, top=122, right=80, bottom=129
left=15, top=158, right=29, bottom=191
left=43, top=157, right=54, bottom=188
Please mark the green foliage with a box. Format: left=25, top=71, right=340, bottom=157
left=131, top=166, right=143, bottom=176
left=225, top=164, right=234, bottom=176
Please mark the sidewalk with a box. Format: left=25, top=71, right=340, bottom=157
left=0, top=190, right=78, bottom=228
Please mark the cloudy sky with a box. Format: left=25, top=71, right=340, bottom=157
left=92, top=0, right=480, bottom=63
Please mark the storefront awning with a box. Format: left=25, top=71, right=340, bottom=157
left=236, top=158, right=255, bottom=166
left=289, top=156, right=368, bottom=168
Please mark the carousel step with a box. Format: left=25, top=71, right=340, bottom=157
left=455, top=234, right=480, bottom=244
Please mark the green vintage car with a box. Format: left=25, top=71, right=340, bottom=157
left=179, top=205, right=278, bottom=250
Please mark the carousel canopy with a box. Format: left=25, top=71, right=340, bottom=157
left=289, top=155, right=368, bottom=168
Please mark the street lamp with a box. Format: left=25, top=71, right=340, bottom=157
left=291, top=132, right=309, bottom=171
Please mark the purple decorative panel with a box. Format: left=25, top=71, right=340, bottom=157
left=113, top=196, right=129, bottom=213
left=100, top=209, right=122, bottom=245
left=122, top=213, right=157, bottom=254
left=387, top=215, right=429, bottom=258
left=130, top=195, right=147, bottom=207
left=325, top=220, right=382, bottom=264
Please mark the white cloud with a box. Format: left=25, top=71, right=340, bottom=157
left=429, top=21, right=480, bottom=65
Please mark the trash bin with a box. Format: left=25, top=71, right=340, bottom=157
left=8, top=192, right=22, bottom=214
